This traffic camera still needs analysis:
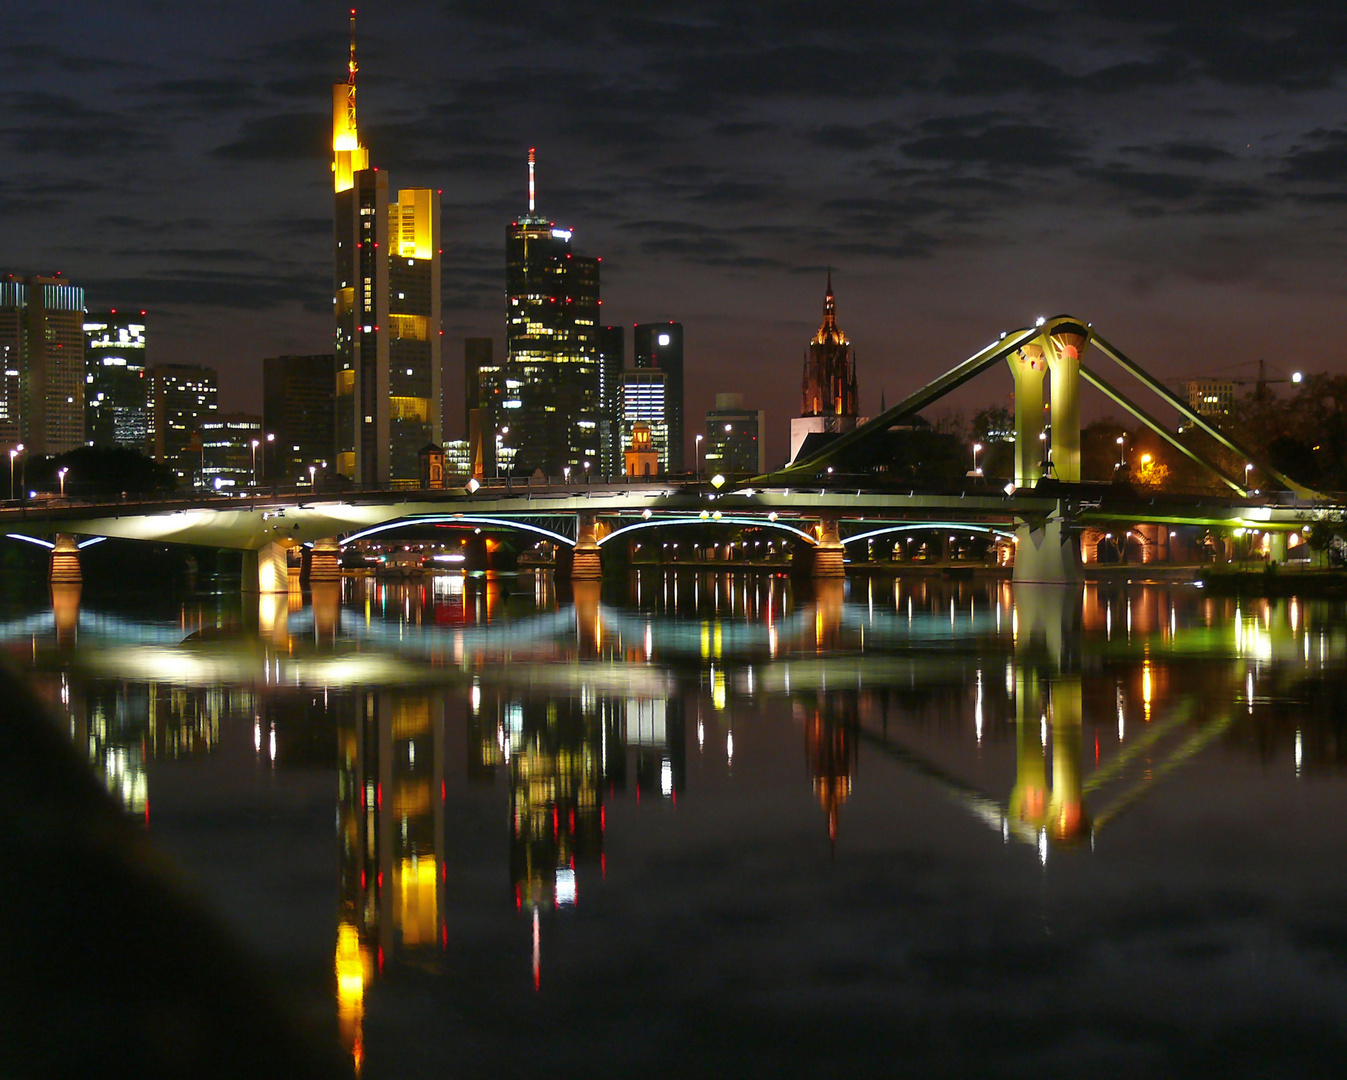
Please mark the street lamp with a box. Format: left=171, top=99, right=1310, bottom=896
left=496, top=426, right=509, bottom=479
left=250, top=438, right=260, bottom=486
left=58, top=467, right=67, bottom=497
left=563, top=465, right=571, bottom=484
left=972, top=442, right=982, bottom=476
left=583, top=460, right=591, bottom=483
left=309, top=464, right=317, bottom=490
left=1116, top=434, right=1125, bottom=469
left=8, top=444, right=20, bottom=500
left=695, top=434, right=703, bottom=479
left=1244, top=463, right=1253, bottom=490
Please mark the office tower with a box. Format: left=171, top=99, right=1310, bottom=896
left=464, top=337, right=493, bottom=433
left=200, top=412, right=263, bottom=491
left=598, top=325, right=624, bottom=474
left=633, top=322, right=683, bottom=471
left=84, top=311, right=149, bottom=449
left=0, top=274, right=85, bottom=454
left=704, top=392, right=765, bottom=475
left=263, top=353, right=334, bottom=483
left=790, top=273, right=859, bottom=462
left=332, top=15, right=440, bottom=487
left=149, top=363, right=218, bottom=484
left=1186, top=379, right=1235, bottom=417
left=621, top=369, right=669, bottom=474
left=498, top=150, right=602, bottom=477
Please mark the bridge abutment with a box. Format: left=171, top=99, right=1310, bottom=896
left=308, top=537, right=342, bottom=583
left=809, top=518, right=846, bottom=578
left=49, top=534, right=81, bottom=585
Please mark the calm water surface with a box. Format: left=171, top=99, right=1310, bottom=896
left=16, top=571, right=1347, bottom=1078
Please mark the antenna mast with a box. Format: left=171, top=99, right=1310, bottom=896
left=345, top=9, right=358, bottom=130
left=528, top=147, right=536, bottom=214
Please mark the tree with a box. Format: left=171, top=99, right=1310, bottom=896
left=26, top=446, right=176, bottom=497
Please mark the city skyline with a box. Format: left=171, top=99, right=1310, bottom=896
left=6, top=2, right=1347, bottom=465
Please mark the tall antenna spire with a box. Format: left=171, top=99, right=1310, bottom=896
left=528, top=147, right=536, bottom=214
left=348, top=8, right=358, bottom=86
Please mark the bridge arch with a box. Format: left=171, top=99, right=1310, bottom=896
left=842, top=522, right=1016, bottom=546
left=597, top=515, right=818, bottom=547
left=340, top=515, right=576, bottom=547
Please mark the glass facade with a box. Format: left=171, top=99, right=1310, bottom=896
left=633, top=322, right=683, bottom=471
left=84, top=311, right=148, bottom=449
left=0, top=275, right=86, bottom=454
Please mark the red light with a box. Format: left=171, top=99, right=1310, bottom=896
left=376, top=783, right=381, bottom=808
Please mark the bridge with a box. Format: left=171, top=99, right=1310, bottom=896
left=3, top=315, right=1335, bottom=589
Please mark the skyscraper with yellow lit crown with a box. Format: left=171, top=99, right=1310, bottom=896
left=332, top=12, right=441, bottom=486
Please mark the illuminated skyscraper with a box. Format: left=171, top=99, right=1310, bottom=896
left=332, top=14, right=440, bottom=486
left=633, top=322, right=683, bottom=471
left=597, top=325, right=623, bottom=474
left=621, top=369, right=669, bottom=475
left=148, top=363, right=217, bottom=484
left=497, top=150, right=602, bottom=477
left=703, top=392, right=764, bottom=476
left=84, top=310, right=148, bottom=449
left=0, top=274, right=86, bottom=454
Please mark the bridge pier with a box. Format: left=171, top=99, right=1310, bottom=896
left=811, top=518, right=846, bottom=578
left=308, top=537, right=342, bottom=583
left=1269, top=530, right=1288, bottom=563
left=569, top=515, right=603, bottom=580
left=1012, top=503, right=1081, bottom=584
left=49, top=534, right=81, bottom=585
left=242, top=542, right=290, bottom=593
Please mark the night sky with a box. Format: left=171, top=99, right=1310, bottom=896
left=7, top=1, right=1347, bottom=465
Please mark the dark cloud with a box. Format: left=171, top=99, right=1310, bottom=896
left=213, top=113, right=328, bottom=161
left=1279, top=129, right=1347, bottom=184
left=902, top=124, right=1084, bottom=169
left=807, top=123, right=902, bottom=152
left=0, top=91, right=159, bottom=156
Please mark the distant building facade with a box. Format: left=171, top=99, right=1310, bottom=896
left=1186, top=379, right=1236, bottom=417
left=633, top=323, right=683, bottom=471
left=704, top=393, right=765, bottom=476
left=264, top=353, right=334, bottom=484
left=84, top=311, right=149, bottom=449
left=0, top=274, right=86, bottom=454
left=149, top=363, right=218, bottom=485
left=790, top=274, right=859, bottom=463
left=598, top=325, right=624, bottom=475
left=200, top=412, right=263, bottom=491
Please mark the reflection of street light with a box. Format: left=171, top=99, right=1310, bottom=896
left=695, top=434, right=703, bottom=479
left=58, top=467, right=67, bottom=497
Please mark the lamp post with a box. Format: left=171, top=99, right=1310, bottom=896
left=584, top=460, right=590, bottom=484
left=58, top=467, right=67, bottom=497
left=8, top=444, right=20, bottom=501
left=250, top=438, right=260, bottom=486
left=1116, top=434, right=1126, bottom=469
left=265, top=432, right=274, bottom=486
left=496, top=426, right=509, bottom=480
left=972, top=442, right=982, bottom=477
left=695, top=434, right=703, bottom=479
left=563, top=465, right=571, bottom=485
left=1244, top=463, right=1253, bottom=491
left=309, top=464, right=316, bottom=490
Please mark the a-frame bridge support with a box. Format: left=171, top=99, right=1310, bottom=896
left=759, top=314, right=1322, bottom=584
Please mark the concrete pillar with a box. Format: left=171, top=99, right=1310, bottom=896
left=309, top=536, right=342, bottom=583
left=1006, top=343, right=1047, bottom=487
left=1269, top=531, right=1288, bottom=563
left=1012, top=503, right=1081, bottom=584
left=1046, top=322, right=1089, bottom=484
left=243, top=542, right=290, bottom=593
left=569, top=514, right=603, bottom=580
left=811, top=517, right=846, bottom=578
left=49, top=534, right=81, bottom=584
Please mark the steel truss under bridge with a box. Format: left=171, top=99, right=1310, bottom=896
left=759, top=315, right=1319, bottom=500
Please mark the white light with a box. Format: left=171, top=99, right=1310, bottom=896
left=555, top=867, right=577, bottom=905
left=658, top=333, right=670, bottom=346
left=550, top=228, right=572, bottom=240
left=1035, top=316, right=1046, bottom=327
left=1292, top=371, right=1303, bottom=383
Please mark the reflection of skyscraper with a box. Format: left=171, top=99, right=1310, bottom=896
left=498, top=151, right=602, bottom=477
left=800, top=693, right=857, bottom=843
left=633, top=323, right=683, bottom=471
left=84, top=310, right=149, bottom=449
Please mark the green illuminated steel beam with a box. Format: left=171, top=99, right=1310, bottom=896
left=1078, top=364, right=1247, bottom=496
left=756, top=325, right=1043, bottom=483
left=1088, top=330, right=1321, bottom=500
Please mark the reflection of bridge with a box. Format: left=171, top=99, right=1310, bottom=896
left=4, top=316, right=1336, bottom=587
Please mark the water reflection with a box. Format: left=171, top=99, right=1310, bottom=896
left=15, top=570, right=1347, bottom=1074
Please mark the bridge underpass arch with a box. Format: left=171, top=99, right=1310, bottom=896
left=339, top=516, right=577, bottom=548
left=596, top=515, right=818, bottom=548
